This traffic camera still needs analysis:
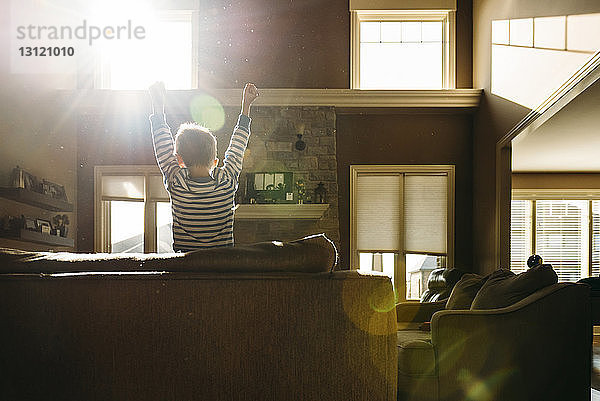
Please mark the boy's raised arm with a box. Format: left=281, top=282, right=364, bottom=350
left=241, top=83, right=259, bottom=117
left=220, top=83, right=259, bottom=182
left=148, top=82, right=179, bottom=184
left=149, top=81, right=166, bottom=115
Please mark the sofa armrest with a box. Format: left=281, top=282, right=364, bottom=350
left=396, top=300, right=446, bottom=324
left=430, top=283, right=591, bottom=401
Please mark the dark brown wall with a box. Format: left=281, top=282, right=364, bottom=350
left=197, top=0, right=350, bottom=89
left=336, top=110, right=473, bottom=271
left=0, top=1, right=79, bottom=251
left=456, top=0, right=474, bottom=89
left=198, top=0, right=473, bottom=89
left=472, top=0, right=600, bottom=273
left=512, top=173, right=600, bottom=189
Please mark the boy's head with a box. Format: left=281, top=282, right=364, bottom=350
left=174, top=123, right=217, bottom=169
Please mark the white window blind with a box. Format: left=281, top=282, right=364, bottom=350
left=535, top=200, right=588, bottom=283
left=356, top=174, right=402, bottom=251
left=101, top=175, right=169, bottom=201
left=101, top=175, right=145, bottom=200
left=593, top=201, right=600, bottom=276
left=510, top=200, right=532, bottom=274
left=404, top=174, right=447, bottom=253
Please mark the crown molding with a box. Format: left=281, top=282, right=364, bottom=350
left=70, top=88, right=482, bottom=113
left=207, top=88, right=482, bottom=108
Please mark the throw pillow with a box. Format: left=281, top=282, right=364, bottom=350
left=445, top=273, right=487, bottom=310
left=471, top=264, right=558, bottom=310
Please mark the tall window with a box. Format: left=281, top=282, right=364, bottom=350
left=351, top=10, right=455, bottom=89
left=350, top=165, right=455, bottom=301
left=510, top=194, right=600, bottom=281
left=95, top=11, right=197, bottom=90
left=94, top=166, right=173, bottom=253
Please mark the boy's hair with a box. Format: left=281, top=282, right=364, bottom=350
left=174, top=123, right=217, bottom=168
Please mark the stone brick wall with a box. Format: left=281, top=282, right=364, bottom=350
left=218, top=106, right=340, bottom=248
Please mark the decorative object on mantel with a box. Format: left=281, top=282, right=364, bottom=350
left=314, top=182, right=327, bottom=204
left=295, top=179, right=306, bottom=204
left=295, top=134, right=306, bottom=151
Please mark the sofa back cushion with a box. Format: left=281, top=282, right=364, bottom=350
left=445, top=273, right=487, bottom=310
left=471, top=264, right=558, bottom=310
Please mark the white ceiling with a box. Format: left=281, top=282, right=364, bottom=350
left=512, top=76, right=600, bottom=172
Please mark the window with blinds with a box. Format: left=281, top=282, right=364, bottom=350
left=536, top=200, right=588, bottom=282
left=510, top=198, right=600, bottom=282
left=94, top=166, right=173, bottom=253
left=351, top=165, right=454, bottom=300
left=510, top=200, right=532, bottom=274
left=592, top=201, right=600, bottom=276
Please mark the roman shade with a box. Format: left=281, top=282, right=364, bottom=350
left=404, top=174, right=447, bottom=254
left=356, top=174, right=402, bottom=251
left=100, top=174, right=169, bottom=201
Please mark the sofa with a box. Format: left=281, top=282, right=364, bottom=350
left=0, top=235, right=398, bottom=401
left=396, top=265, right=592, bottom=401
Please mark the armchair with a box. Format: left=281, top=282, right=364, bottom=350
left=397, top=283, right=591, bottom=401
left=396, top=268, right=465, bottom=329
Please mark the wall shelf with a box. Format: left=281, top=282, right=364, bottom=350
left=1, top=229, right=74, bottom=247
left=235, top=204, right=329, bottom=219
left=0, top=187, right=73, bottom=212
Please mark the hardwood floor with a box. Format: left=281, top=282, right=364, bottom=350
left=592, top=336, right=600, bottom=400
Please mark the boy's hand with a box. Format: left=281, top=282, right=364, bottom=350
left=241, top=83, right=259, bottom=116
left=149, top=81, right=166, bottom=114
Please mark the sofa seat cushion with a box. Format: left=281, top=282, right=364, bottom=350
left=397, top=330, right=435, bottom=376
left=0, top=233, right=338, bottom=274
left=471, top=264, right=558, bottom=310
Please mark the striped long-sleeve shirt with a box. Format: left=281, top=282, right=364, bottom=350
left=150, top=113, right=251, bottom=251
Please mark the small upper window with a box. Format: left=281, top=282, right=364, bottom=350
left=351, top=11, right=455, bottom=89
left=95, top=11, right=196, bottom=90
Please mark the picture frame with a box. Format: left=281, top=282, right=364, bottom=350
left=24, top=217, right=37, bottom=231
left=42, top=180, right=68, bottom=202
left=36, top=218, right=52, bottom=235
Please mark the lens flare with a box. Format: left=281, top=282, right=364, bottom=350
left=189, top=94, right=225, bottom=131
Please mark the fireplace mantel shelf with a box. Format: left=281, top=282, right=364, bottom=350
left=235, top=204, right=329, bottom=219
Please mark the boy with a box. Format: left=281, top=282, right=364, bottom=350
left=148, top=82, right=259, bottom=251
